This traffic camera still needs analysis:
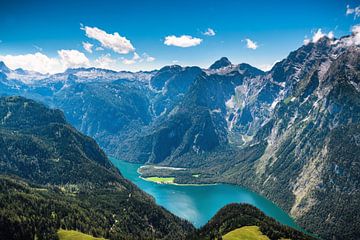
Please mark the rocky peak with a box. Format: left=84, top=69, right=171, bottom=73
left=0, top=61, right=10, bottom=73
left=209, top=57, right=232, bottom=70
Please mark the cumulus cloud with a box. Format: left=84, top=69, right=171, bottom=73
left=122, top=52, right=156, bottom=65
left=95, top=52, right=155, bottom=71
left=203, top=28, right=216, bottom=36
left=82, top=26, right=135, bottom=54
left=122, top=52, right=140, bottom=65
left=0, top=52, right=63, bottom=74
left=346, top=5, right=360, bottom=18
left=352, top=25, right=360, bottom=40
left=94, top=54, right=120, bottom=70
left=0, top=49, right=156, bottom=73
left=82, top=42, right=93, bottom=53
left=245, top=38, right=258, bottom=49
left=58, top=50, right=90, bottom=68
left=340, top=24, right=360, bottom=46
left=0, top=50, right=90, bottom=74
left=142, top=53, right=155, bottom=62
left=164, top=35, right=202, bottom=47
left=303, top=29, right=334, bottom=45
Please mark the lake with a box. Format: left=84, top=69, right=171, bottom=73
left=110, top=158, right=300, bottom=229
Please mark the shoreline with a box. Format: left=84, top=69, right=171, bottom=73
left=110, top=157, right=303, bottom=232
left=139, top=176, right=219, bottom=186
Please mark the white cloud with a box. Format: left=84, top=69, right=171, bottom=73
left=303, top=29, right=334, bottom=45
left=122, top=52, right=140, bottom=65
left=0, top=48, right=157, bottom=73
left=0, top=50, right=90, bottom=74
left=82, top=26, right=135, bottom=54
left=142, top=53, right=155, bottom=62
left=122, top=52, right=156, bottom=65
left=58, top=50, right=90, bottom=69
left=95, top=47, right=104, bottom=51
left=327, top=31, right=334, bottom=39
left=122, top=52, right=138, bottom=65
left=203, top=28, right=216, bottom=36
left=93, top=54, right=121, bottom=70
left=257, top=60, right=280, bottom=71
left=346, top=5, right=360, bottom=18
left=303, top=38, right=311, bottom=45
left=341, top=24, right=360, bottom=46
left=245, top=38, right=258, bottom=49
left=0, top=52, right=63, bottom=74
left=164, top=35, right=202, bottom=47
left=351, top=25, right=360, bottom=45
left=82, top=42, right=93, bottom=53
left=133, top=52, right=140, bottom=60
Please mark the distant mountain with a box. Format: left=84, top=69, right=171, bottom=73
left=0, top=96, right=194, bottom=240
left=0, top=61, right=10, bottom=73
left=0, top=33, right=359, bottom=239
left=209, top=57, right=232, bottom=69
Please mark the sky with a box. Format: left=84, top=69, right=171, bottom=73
left=0, top=0, right=359, bottom=74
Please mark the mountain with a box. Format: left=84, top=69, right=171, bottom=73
left=0, top=61, right=10, bottom=73
left=136, top=36, right=360, bottom=239
left=0, top=33, right=359, bottom=239
left=118, top=62, right=264, bottom=164
left=209, top=57, right=232, bottom=70
left=0, top=96, right=312, bottom=240
left=0, top=96, right=194, bottom=240
left=196, top=203, right=314, bottom=240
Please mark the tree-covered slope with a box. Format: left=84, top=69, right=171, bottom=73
left=196, top=203, right=315, bottom=240
left=0, top=96, right=194, bottom=240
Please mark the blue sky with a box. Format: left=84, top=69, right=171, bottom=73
left=0, top=0, right=359, bottom=73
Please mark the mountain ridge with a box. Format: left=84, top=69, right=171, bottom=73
left=0, top=96, right=312, bottom=240
left=0, top=33, right=359, bottom=239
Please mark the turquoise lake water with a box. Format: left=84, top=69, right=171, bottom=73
left=111, top=158, right=300, bottom=229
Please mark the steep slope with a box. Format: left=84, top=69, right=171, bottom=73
left=52, top=80, right=153, bottom=158
left=0, top=96, right=313, bottom=240
left=196, top=203, right=314, bottom=240
left=121, top=62, right=265, bottom=164
left=141, top=36, right=360, bottom=239
left=0, top=63, right=206, bottom=161
left=0, top=96, right=194, bottom=240
left=209, top=57, right=232, bottom=70
left=214, top=37, right=360, bottom=239
left=128, top=35, right=360, bottom=239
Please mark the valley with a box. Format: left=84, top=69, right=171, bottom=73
left=0, top=96, right=313, bottom=240
left=2, top=1, right=359, bottom=239
left=111, top=158, right=301, bottom=229
left=0, top=30, right=359, bottom=239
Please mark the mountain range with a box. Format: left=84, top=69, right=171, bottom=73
left=0, top=96, right=312, bottom=240
left=0, top=32, right=359, bottom=239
